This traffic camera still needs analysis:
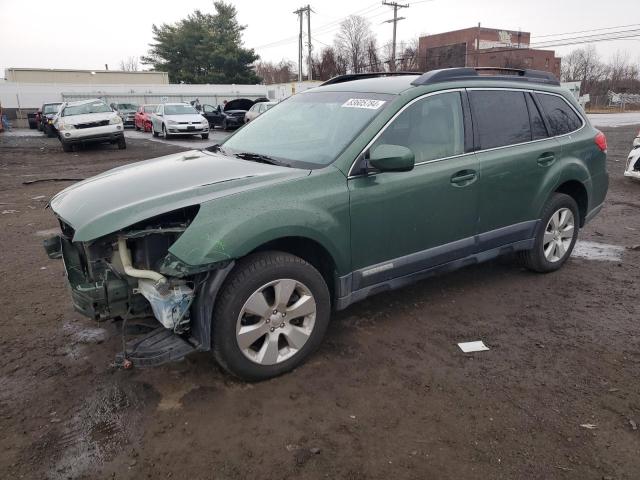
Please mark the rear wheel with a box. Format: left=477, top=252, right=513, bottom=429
left=212, top=251, right=331, bottom=381
left=520, top=193, right=579, bottom=273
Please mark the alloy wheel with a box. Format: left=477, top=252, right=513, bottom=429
left=236, top=279, right=316, bottom=365
left=543, top=207, right=575, bottom=262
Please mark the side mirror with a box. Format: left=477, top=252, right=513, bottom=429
left=369, top=144, right=415, bottom=172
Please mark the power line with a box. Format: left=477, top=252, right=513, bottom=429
left=532, top=23, right=640, bottom=39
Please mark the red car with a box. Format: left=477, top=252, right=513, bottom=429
left=134, top=104, right=158, bottom=132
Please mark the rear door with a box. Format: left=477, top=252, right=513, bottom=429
left=468, top=89, right=561, bottom=250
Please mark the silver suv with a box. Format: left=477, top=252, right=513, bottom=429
left=54, top=99, right=125, bottom=152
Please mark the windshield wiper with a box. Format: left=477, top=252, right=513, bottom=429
left=233, top=152, right=289, bottom=167
left=206, top=144, right=227, bottom=154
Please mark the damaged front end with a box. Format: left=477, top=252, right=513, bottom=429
left=44, top=206, right=230, bottom=366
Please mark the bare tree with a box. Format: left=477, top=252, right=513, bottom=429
left=311, top=47, right=348, bottom=80
left=254, top=59, right=296, bottom=84
left=395, top=38, right=421, bottom=72
left=560, top=45, right=607, bottom=90
left=334, top=15, right=374, bottom=73
left=119, top=56, right=140, bottom=72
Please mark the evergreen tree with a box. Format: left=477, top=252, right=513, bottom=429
left=142, top=2, right=260, bottom=84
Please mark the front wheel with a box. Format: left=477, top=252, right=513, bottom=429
left=162, top=124, right=169, bottom=138
left=520, top=193, right=579, bottom=273
left=201, top=133, right=209, bottom=140
left=212, top=251, right=331, bottom=381
left=152, top=123, right=159, bottom=137
left=117, top=137, right=126, bottom=149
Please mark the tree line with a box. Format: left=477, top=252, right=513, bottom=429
left=138, top=1, right=639, bottom=92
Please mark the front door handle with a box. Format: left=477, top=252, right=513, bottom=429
left=537, top=152, right=556, bottom=167
left=450, top=170, right=478, bottom=186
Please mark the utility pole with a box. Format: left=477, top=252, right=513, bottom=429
left=294, top=5, right=312, bottom=81
left=306, top=5, right=312, bottom=81
left=294, top=7, right=304, bottom=81
left=383, top=1, right=409, bottom=72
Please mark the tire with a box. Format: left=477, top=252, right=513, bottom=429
left=152, top=123, right=159, bottom=137
left=37, top=123, right=43, bottom=132
left=117, top=137, right=126, bottom=150
left=222, top=119, right=228, bottom=131
left=62, top=142, right=73, bottom=153
left=520, top=193, right=579, bottom=273
left=162, top=124, right=169, bottom=138
left=45, top=125, right=55, bottom=138
left=134, top=123, right=140, bottom=131
left=212, top=251, right=331, bottom=381
left=201, top=133, right=209, bottom=140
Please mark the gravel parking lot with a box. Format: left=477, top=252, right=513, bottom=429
left=1, top=125, right=639, bottom=480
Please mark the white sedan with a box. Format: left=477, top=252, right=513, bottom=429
left=151, top=103, right=209, bottom=139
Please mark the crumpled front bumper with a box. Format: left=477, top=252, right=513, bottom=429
left=44, top=235, right=140, bottom=320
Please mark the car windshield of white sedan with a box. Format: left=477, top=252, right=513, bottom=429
left=164, top=105, right=198, bottom=115
left=62, top=102, right=112, bottom=116
left=220, top=91, right=394, bottom=168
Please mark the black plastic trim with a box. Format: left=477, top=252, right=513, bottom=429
left=411, top=67, right=560, bottom=87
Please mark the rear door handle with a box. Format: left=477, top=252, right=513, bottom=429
left=450, top=170, right=477, bottom=186
left=537, top=152, right=556, bottom=167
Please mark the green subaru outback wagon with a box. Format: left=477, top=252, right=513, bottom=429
left=45, top=68, right=608, bottom=380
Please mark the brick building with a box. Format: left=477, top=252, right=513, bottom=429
left=418, top=27, right=561, bottom=78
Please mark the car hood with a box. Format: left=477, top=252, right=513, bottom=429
left=224, top=98, right=254, bottom=112
left=164, top=113, right=205, bottom=123
left=57, top=111, right=116, bottom=125
left=50, top=150, right=310, bottom=242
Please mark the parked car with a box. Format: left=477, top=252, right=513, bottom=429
left=54, top=98, right=125, bottom=152
left=201, top=98, right=268, bottom=130
left=625, top=131, right=640, bottom=180
left=150, top=103, right=209, bottom=139
left=44, top=68, right=608, bottom=381
left=134, top=104, right=158, bottom=132
left=40, top=102, right=63, bottom=137
left=34, top=108, right=43, bottom=131
left=244, top=101, right=277, bottom=123
left=111, top=103, right=138, bottom=128
left=27, top=111, right=39, bottom=129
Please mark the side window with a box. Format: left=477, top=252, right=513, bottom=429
left=469, top=90, right=531, bottom=149
left=203, top=105, right=214, bottom=113
left=536, top=93, right=583, bottom=136
left=371, top=92, right=465, bottom=163
left=525, top=93, right=549, bottom=140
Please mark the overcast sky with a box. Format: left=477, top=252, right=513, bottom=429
left=1, top=0, right=639, bottom=77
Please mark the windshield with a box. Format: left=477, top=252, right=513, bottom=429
left=43, top=104, right=61, bottom=114
left=144, top=105, right=157, bottom=113
left=164, top=104, right=198, bottom=115
left=117, top=103, right=137, bottom=111
left=62, top=101, right=112, bottom=117
left=221, top=91, right=393, bottom=168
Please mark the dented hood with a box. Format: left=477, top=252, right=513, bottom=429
left=50, top=150, right=309, bottom=242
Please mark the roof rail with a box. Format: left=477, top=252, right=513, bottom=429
left=320, top=71, right=420, bottom=86
left=411, top=67, right=560, bottom=86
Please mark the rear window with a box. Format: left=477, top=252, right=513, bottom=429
left=525, top=93, right=549, bottom=140
left=469, top=90, right=531, bottom=149
left=536, top=93, right=583, bottom=136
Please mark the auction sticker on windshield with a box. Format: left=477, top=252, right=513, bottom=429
left=341, top=98, right=386, bottom=109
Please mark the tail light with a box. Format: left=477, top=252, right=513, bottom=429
left=594, top=131, right=607, bottom=153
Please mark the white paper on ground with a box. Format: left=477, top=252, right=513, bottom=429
left=458, top=341, right=490, bottom=353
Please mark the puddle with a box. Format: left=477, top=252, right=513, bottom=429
left=572, top=241, right=624, bottom=262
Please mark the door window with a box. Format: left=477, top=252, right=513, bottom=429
left=203, top=105, right=215, bottom=113
left=469, top=90, right=531, bottom=149
left=525, top=93, right=549, bottom=140
left=536, top=93, right=583, bottom=136
left=371, top=92, right=465, bottom=163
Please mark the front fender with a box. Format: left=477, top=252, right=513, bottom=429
left=168, top=166, right=352, bottom=275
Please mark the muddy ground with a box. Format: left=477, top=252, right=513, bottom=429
left=1, top=127, right=639, bottom=480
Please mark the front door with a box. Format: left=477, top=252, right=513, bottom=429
left=348, top=91, right=479, bottom=290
